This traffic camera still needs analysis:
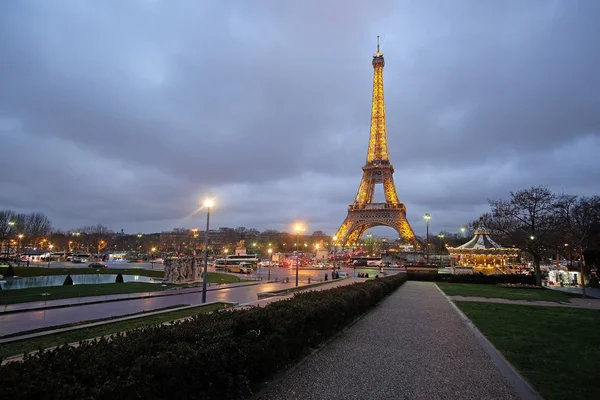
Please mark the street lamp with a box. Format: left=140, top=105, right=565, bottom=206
left=295, top=224, right=306, bottom=287
left=201, top=198, right=214, bottom=303
left=192, top=228, right=199, bottom=256
left=48, top=244, right=53, bottom=267
left=438, top=233, right=444, bottom=253
left=268, top=248, right=273, bottom=280
left=424, top=214, right=431, bottom=264
left=17, top=234, right=23, bottom=254
left=460, top=227, right=466, bottom=237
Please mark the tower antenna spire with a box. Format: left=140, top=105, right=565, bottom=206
left=377, top=35, right=380, bottom=53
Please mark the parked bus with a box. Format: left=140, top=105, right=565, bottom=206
left=349, top=256, right=382, bottom=267
left=225, top=254, right=259, bottom=268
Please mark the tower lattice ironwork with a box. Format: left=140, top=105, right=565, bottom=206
left=334, top=38, right=418, bottom=248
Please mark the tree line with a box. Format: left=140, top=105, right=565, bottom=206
left=474, top=186, right=600, bottom=286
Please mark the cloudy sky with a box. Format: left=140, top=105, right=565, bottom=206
left=1, top=0, right=599, bottom=238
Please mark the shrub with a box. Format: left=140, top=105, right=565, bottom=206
left=115, top=273, right=124, bottom=283
left=0, top=274, right=407, bottom=399
left=3, top=265, right=14, bottom=278
left=62, top=275, right=73, bottom=285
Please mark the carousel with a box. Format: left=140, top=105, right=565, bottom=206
left=448, top=222, right=519, bottom=274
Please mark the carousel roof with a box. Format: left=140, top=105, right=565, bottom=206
left=450, top=221, right=509, bottom=250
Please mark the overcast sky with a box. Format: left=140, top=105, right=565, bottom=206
left=1, top=0, right=599, bottom=238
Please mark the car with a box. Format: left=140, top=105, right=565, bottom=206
left=88, top=262, right=107, bottom=268
left=337, top=272, right=349, bottom=278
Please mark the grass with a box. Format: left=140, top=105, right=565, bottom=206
left=1, top=304, right=188, bottom=338
left=457, top=302, right=600, bottom=400
left=272, top=280, right=334, bottom=295
left=0, top=302, right=227, bottom=360
left=0, top=266, right=165, bottom=278
left=436, top=282, right=574, bottom=302
left=0, top=272, right=241, bottom=305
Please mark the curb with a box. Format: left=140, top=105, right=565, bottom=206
left=0, top=301, right=238, bottom=345
left=0, top=281, right=261, bottom=315
left=1, top=301, right=237, bottom=365
left=256, top=279, right=346, bottom=298
left=434, top=284, right=541, bottom=400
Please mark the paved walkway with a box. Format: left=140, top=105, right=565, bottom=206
left=0, top=278, right=362, bottom=336
left=257, top=281, right=520, bottom=400
left=547, top=286, right=600, bottom=299
left=0, top=281, right=260, bottom=314
left=450, top=296, right=600, bottom=309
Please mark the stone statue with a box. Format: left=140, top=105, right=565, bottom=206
left=237, top=240, right=246, bottom=248
left=164, top=256, right=202, bottom=284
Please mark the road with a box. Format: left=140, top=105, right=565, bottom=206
left=34, top=260, right=390, bottom=282
left=0, top=262, right=398, bottom=336
left=0, top=281, right=297, bottom=336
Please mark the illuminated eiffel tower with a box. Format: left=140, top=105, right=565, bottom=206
left=334, top=38, right=418, bottom=248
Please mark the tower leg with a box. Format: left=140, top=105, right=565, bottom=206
left=394, top=214, right=419, bottom=247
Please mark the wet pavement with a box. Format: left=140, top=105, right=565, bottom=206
left=0, top=281, right=300, bottom=336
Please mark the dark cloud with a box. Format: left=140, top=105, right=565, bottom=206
left=1, top=0, right=599, bottom=237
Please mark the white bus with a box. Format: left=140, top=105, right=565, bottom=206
left=225, top=254, right=259, bottom=267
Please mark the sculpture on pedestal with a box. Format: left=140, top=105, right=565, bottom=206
left=164, top=256, right=202, bottom=284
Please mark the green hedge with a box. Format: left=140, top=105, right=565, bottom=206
left=0, top=274, right=407, bottom=399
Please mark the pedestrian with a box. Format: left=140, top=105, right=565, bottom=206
left=27, top=259, right=30, bottom=267
left=325, top=273, right=328, bottom=281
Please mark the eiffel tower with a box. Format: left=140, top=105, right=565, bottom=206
left=334, top=38, right=418, bottom=248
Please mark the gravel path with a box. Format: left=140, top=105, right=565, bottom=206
left=257, top=281, right=519, bottom=400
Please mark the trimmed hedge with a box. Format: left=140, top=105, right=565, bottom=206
left=407, top=273, right=536, bottom=285
left=0, top=274, right=407, bottom=399
left=62, top=274, right=74, bottom=285
left=3, top=265, right=14, bottom=278
left=115, top=273, right=124, bottom=283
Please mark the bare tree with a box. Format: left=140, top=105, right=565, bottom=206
left=486, top=186, right=560, bottom=286
left=77, top=224, right=112, bottom=253
left=0, top=210, right=18, bottom=255
left=555, top=195, right=600, bottom=296
left=19, top=212, right=52, bottom=248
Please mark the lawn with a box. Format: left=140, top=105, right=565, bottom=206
left=0, top=302, right=227, bottom=360
left=0, top=272, right=241, bottom=305
left=437, top=282, right=573, bottom=302
left=0, top=266, right=164, bottom=278
left=457, top=302, right=600, bottom=400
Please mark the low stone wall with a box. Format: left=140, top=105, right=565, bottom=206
left=164, top=257, right=203, bottom=284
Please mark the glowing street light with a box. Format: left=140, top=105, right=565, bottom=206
left=47, top=244, right=54, bottom=268
left=294, top=224, right=306, bottom=287
left=423, top=213, right=431, bottom=264
left=202, top=198, right=214, bottom=303
left=268, top=248, right=273, bottom=280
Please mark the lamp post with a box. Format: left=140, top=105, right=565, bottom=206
left=192, top=228, right=199, bottom=256
left=268, top=248, right=272, bottom=280
left=438, top=233, right=444, bottom=266
left=151, top=247, right=156, bottom=269
left=424, top=214, right=431, bottom=264
left=460, top=227, right=466, bottom=238
left=295, top=224, right=305, bottom=287
left=48, top=244, right=53, bottom=268
left=201, top=199, right=213, bottom=303
left=17, top=234, right=23, bottom=254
